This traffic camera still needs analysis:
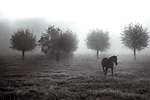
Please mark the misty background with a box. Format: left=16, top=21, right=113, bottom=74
left=0, top=0, right=150, bottom=56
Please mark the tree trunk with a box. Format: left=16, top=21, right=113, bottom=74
left=97, top=50, right=99, bottom=59
left=22, top=50, right=25, bottom=60
left=134, top=48, right=136, bottom=61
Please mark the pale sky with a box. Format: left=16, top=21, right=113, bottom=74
left=0, top=0, right=150, bottom=55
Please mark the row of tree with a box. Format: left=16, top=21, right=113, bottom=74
left=10, top=23, right=149, bottom=60
left=10, top=25, right=78, bottom=60
left=86, top=23, right=149, bottom=60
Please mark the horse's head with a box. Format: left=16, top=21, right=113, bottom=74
left=113, top=55, right=118, bottom=65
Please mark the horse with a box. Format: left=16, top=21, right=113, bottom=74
left=101, top=55, right=118, bottom=76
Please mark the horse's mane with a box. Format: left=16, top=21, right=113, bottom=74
left=108, top=56, right=116, bottom=62
left=108, top=56, right=115, bottom=60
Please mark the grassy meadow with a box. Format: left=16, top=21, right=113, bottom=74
left=0, top=54, right=150, bottom=100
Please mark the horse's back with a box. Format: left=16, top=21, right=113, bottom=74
left=101, top=58, right=108, bottom=67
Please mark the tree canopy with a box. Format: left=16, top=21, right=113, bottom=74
left=10, top=28, right=36, bottom=59
left=38, top=25, right=61, bottom=55
left=58, top=29, right=78, bottom=54
left=38, top=26, right=78, bottom=57
left=86, top=29, right=110, bottom=59
left=121, top=22, right=149, bottom=60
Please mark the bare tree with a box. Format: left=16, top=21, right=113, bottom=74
left=86, top=29, right=110, bottom=59
left=121, top=23, right=149, bottom=60
left=10, top=28, right=36, bottom=59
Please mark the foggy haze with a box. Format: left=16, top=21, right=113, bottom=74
left=0, top=0, right=150, bottom=56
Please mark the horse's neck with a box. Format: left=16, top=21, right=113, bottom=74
left=108, top=58, right=114, bottom=64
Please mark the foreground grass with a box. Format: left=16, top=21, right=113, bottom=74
left=0, top=54, right=150, bottom=100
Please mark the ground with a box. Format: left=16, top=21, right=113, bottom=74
left=0, top=54, right=150, bottom=100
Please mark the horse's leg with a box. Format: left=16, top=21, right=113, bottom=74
left=105, top=68, right=108, bottom=76
left=111, top=68, right=113, bottom=76
left=103, top=66, right=105, bottom=75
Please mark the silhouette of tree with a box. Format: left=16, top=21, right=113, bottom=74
left=10, top=28, right=36, bottom=59
left=86, top=29, right=110, bottom=59
left=38, top=26, right=78, bottom=58
left=121, top=23, right=149, bottom=60
left=58, top=29, right=78, bottom=57
left=38, top=25, right=61, bottom=55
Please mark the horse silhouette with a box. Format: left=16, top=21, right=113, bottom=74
left=101, top=55, right=118, bottom=76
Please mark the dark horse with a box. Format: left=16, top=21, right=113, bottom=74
left=101, top=55, right=118, bottom=76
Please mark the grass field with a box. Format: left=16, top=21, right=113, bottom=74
left=0, top=54, right=150, bottom=100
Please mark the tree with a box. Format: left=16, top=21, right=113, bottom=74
left=86, top=29, right=110, bottom=59
left=38, top=25, right=61, bottom=55
left=38, top=26, right=78, bottom=58
left=10, top=28, right=36, bottom=59
left=58, top=29, right=78, bottom=57
left=121, top=23, right=149, bottom=60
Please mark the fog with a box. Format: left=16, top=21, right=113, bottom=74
left=0, top=0, right=150, bottom=56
